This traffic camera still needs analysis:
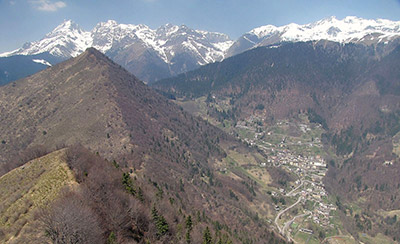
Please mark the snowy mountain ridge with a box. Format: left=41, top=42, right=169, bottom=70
left=3, top=16, right=400, bottom=62
left=1, top=20, right=233, bottom=66
left=227, top=16, right=400, bottom=56
left=251, top=16, right=400, bottom=44
left=1, top=16, right=400, bottom=83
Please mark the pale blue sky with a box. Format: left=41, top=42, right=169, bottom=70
left=0, top=0, right=399, bottom=53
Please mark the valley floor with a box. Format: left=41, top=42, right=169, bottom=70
left=176, top=96, right=398, bottom=244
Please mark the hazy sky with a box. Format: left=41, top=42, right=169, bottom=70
left=0, top=0, right=400, bottom=53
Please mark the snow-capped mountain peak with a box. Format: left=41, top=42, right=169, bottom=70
left=0, top=20, right=92, bottom=58
left=227, top=16, right=400, bottom=57
left=48, top=19, right=80, bottom=35
left=157, top=23, right=179, bottom=36
left=250, top=25, right=278, bottom=39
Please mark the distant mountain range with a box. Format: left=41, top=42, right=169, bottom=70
left=1, top=16, right=399, bottom=84
left=0, top=20, right=232, bottom=83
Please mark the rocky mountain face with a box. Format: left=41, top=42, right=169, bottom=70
left=226, top=16, right=400, bottom=57
left=0, top=48, right=285, bottom=243
left=154, top=41, right=400, bottom=212
left=1, top=20, right=232, bottom=83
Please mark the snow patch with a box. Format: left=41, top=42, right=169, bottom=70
left=32, top=59, right=52, bottom=66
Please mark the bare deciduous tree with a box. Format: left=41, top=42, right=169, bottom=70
left=38, top=191, right=103, bottom=244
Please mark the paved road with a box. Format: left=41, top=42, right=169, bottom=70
left=287, top=180, right=303, bottom=196
left=274, top=174, right=304, bottom=239
left=274, top=196, right=303, bottom=234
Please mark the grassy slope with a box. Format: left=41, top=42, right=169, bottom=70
left=0, top=149, right=75, bottom=243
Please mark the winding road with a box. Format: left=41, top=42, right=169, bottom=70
left=274, top=177, right=308, bottom=241
left=274, top=196, right=303, bottom=234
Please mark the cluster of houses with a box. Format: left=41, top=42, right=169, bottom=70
left=260, top=131, right=336, bottom=229
left=310, top=202, right=336, bottom=227
left=234, top=116, right=340, bottom=232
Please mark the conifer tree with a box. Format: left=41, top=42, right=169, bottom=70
left=185, top=230, right=191, bottom=244
left=151, top=206, right=169, bottom=238
left=203, top=226, right=212, bottom=244
left=185, top=215, right=193, bottom=243
left=186, top=215, right=193, bottom=231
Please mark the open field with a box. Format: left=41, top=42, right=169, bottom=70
left=0, top=149, right=75, bottom=243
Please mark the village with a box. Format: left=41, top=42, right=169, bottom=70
left=233, top=115, right=340, bottom=243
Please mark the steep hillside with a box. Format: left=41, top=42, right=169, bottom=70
left=324, top=43, right=400, bottom=205
left=154, top=41, right=378, bottom=125
left=0, top=149, right=75, bottom=243
left=154, top=41, right=400, bottom=135
left=0, top=48, right=286, bottom=243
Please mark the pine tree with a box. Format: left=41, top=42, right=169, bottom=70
left=122, top=172, right=136, bottom=195
left=185, top=215, right=193, bottom=244
left=186, top=215, right=193, bottom=231
left=156, top=215, right=169, bottom=236
left=185, top=230, right=191, bottom=244
left=151, top=206, right=159, bottom=221
left=151, top=206, right=169, bottom=238
left=203, top=226, right=212, bottom=244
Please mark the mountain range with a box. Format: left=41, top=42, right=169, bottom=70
left=1, top=16, right=399, bottom=85
left=0, top=20, right=232, bottom=83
